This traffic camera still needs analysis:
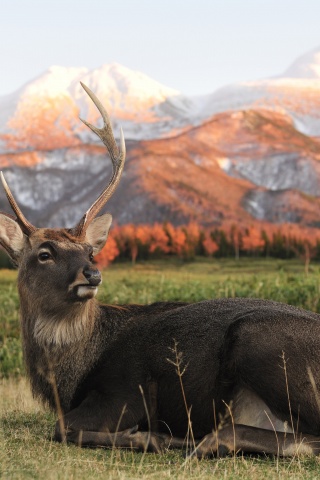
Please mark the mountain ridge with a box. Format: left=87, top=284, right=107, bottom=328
left=1, top=47, right=320, bottom=229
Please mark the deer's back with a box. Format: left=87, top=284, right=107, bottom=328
left=78, top=298, right=320, bottom=437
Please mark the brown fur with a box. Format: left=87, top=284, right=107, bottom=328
left=33, top=302, right=95, bottom=346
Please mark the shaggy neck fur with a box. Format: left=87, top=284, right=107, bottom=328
left=33, top=300, right=96, bottom=347
left=19, top=290, right=103, bottom=411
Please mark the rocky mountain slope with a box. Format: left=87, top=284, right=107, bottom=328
left=1, top=47, right=320, bottom=228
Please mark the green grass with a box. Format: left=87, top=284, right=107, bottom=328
left=100, top=257, right=320, bottom=309
left=2, top=258, right=320, bottom=478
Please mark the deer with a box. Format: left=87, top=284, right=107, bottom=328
left=2, top=82, right=320, bottom=458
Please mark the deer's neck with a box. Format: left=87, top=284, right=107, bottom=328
left=20, top=297, right=104, bottom=411
left=20, top=294, right=99, bottom=345
left=19, top=296, right=139, bottom=412
left=34, top=300, right=97, bottom=347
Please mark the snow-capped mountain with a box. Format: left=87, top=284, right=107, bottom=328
left=0, top=63, right=198, bottom=154
left=1, top=47, right=320, bottom=229
left=2, top=49, right=320, bottom=153
left=283, top=46, right=320, bottom=78
left=194, top=47, right=320, bottom=137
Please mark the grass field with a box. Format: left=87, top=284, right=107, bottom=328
left=2, top=258, right=320, bottom=479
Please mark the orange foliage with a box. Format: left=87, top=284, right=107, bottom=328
left=136, top=225, right=152, bottom=245
left=184, top=223, right=201, bottom=244
left=149, top=224, right=170, bottom=254
left=95, top=235, right=120, bottom=268
left=91, top=221, right=320, bottom=267
left=202, top=235, right=219, bottom=257
left=112, top=224, right=138, bottom=263
left=242, top=226, right=265, bottom=252
left=165, top=223, right=187, bottom=257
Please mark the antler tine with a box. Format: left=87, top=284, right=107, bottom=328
left=0, top=172, right=36, bottom=235
left=74, top=83, right=126, bottom=237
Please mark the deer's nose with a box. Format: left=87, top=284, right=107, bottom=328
left=83, top=267, right=102, bottom=286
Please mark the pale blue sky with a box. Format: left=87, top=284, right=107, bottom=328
left=1, top=0, right=320, bottom=96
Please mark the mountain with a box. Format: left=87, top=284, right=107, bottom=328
left=195, top=47, right=320, bottom=137
left=0, top=64, right=198, bottom=154
left=1, top=48, right=320, bottom=229
left=2, top=108, right=320, bottom=229
left=283, top=46, right=320, bottom=78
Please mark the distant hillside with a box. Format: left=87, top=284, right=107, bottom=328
left=1, top=47, right=320, bottom=229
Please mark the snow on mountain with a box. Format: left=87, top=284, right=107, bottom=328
left=22, top=65, right=88, bottom=96
left=0, top=66, right=86, bottom=130
left=283, top=46, right=320, bottom=78
left=2, top=49, right=320, bottom=228
left=3, top=48, right=320, bottom=156
left=192, top=47, right=320, bottom=137
left=0, top=63, right=198, bottom=154
left=195, top=78, right=320, bottom=132
left=71, top=63, right=199, bottom=142
left=73, top=63, right=179, bottom=107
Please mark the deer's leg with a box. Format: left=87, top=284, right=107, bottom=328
left=55, top=418, right=186, bottom=453
left=64, top=426, right=178, bottom=453
left=193, top=424, right=320, bottom=458
left=54, top=386, right=185, bottom=452
left=55, top=416, right=174, bottom=453
left=147, top=379, right=159, bottom=432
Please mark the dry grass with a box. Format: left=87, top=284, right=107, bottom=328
left=1, top=369, right=320, bottom=478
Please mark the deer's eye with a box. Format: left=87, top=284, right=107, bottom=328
left=38, top=251, right=52, bottom=262
left=89, top=252, right=94, bottom=262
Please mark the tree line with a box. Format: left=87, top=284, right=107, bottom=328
left=95, top=222, right=320, bottom=273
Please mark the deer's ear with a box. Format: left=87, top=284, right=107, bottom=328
left=0, top=213, right=25, bottom=265
left=85, top=213, right=113, bottom=256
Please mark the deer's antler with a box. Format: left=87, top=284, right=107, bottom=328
left=73, top=82, right=126, bottom=237
left=0, top=172, right=36, bottom=235
left=0, top=83, right=125, bottom=238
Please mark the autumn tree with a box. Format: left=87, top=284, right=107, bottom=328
left=113, top=224, right=140, bottom=264
left=149, top=224, right=170, bottom=256
left=183, top=223, right=202, bottom=259
left=95, top=235, right=120, bottom=268
left=227, top=224, right=243, bottom=260
left=202, top=231, right=219, bottom=257
left=211, top=229, right=232, bottom=257
left=164, top=223, right=187, bottom=258
left=242, top=226, right=265, bottom=255
left=92, top=221, right=320, bottom=268
left=135, top=225, right=152, bottom=259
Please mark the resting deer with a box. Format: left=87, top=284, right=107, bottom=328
left=2, top=83, right=320, bottom=458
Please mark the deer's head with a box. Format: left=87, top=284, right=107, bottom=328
left=0, top=83, right=125, bottom=309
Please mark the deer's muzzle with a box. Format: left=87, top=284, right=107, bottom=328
left=68, top=266, right=102, bottom=300
left=83, top=267, right=102, bottom=287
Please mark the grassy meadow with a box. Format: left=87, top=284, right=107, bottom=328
left=2, top=258, right=320, bottom=478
